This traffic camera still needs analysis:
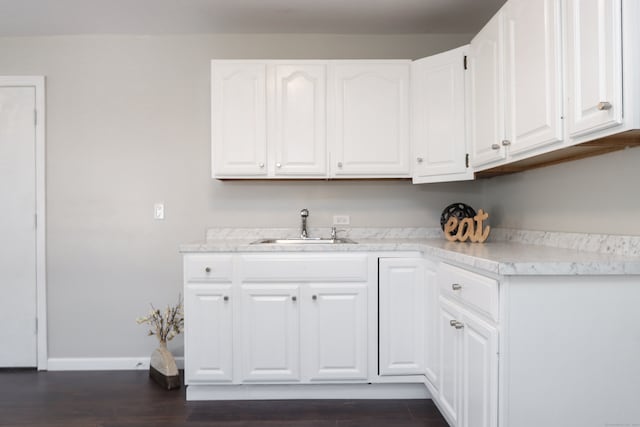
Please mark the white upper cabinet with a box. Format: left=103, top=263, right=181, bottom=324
left=565, top=0, right=623, bottom=139
left=412, top=46, right=473, bottom=184
left=503, top=0, right=563, bottom=157
left=211, top=62, right=268, bottom=177
left=468, top=10, right=507, bottom=169
left=272, top=63, right=327, bottom=177
left=330, top=62, right=411, bottom=177
left=212, top=60, right=410, bottom=179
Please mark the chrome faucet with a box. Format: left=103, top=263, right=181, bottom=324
left=300, top=208, right=309, bottom=238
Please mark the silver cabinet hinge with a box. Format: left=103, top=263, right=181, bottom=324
left=463, top=55, right=468, bottom=70
left=465, top=153, right=470, bottom=168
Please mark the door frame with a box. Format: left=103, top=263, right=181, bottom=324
left=0, top=76, right=47, bottom=370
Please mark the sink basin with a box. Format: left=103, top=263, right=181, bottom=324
left=250, top=237, right=357, bottom=245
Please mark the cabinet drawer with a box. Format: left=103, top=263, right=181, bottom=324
left=438, top=263, right=498, bottom=321
left=184, top=254, right=233, bottom=282
left=239, top=254, right=368, bottom=282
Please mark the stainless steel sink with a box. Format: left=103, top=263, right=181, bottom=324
left=250, top=237, right=357, bottom=245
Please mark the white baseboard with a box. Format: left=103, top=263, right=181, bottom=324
left=186, top=383, right=430, bottom=401
left=47, top=356, right=185, bottom=371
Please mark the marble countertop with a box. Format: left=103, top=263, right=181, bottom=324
left=179, top=228, right=640, bottom=276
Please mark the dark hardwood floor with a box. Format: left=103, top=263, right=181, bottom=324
left=0, top=370, right=449, bottom=427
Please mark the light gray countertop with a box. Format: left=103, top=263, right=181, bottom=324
left=179, top=227, right=640, bottom=276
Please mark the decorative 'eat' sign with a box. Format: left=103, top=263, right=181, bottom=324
left=444, top=209, right=491, bottom=243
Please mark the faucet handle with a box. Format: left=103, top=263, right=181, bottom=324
left=331, top=227, right=346, bottom=240
left=300, top=208, right=309, bottom=217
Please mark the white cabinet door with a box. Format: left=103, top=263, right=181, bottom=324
left=461, top=311, right=498, bottom=427
left=302, top=284, right=368, bottom=381
left=330, top=62, right=410, bottom=177
left=468, top=10, right=507, bottom=169
left=211, top=62, right=267, bottom=177
left=504, top=0, right=563, bottom=157
left=424, top=260, right=440, bottom=389
left=412, top=46, right=472, bottom=184
left=565, top=0, right=623, bottom=138
left=438, top=297, right=461, bottom=426
left=273, top=64, right=327, bottom=176
left=379, top=258, right=425, bottom=376
left=240, top=285, right=300, bottom=382
left=184, top=284, right=233, bottom=383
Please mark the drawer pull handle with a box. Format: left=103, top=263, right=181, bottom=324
left=312, top=295, right=317, bottom=301
left=291, top=296, right=297, bottom=302
left=491, top=143, right=500, bottom=150
left=449, top=320, right=464, bottom=329
left=501, top=139, right=511, bottom=147
left=597, top=101, right=612, bottom=111
left=451, top=283, right=462, bottom=291
left=205, top=267, right=211, bottom=273
left=223, top=296, right=229, bottom=302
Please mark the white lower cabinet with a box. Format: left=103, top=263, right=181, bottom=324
left=378, top=258, right=425, bottom=376
left=435, top=263, right=499, bottom=427
left=240, top=285, right=300, bottom=382
left=302, top=284, right=368, bottom=381
left=184, top=253, right=373, bottom=388
left=460, top=310, right=498, bottom=427
left=184, top=284, right=234, bottom=383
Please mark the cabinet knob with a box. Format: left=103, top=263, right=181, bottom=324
left=597, top=101, right=612, bottom=111
left=205, top=267, right=211, bottom=273
left=276, top=162, right=282, bottom=168
left=337, top=162, right=343, bottom=168
left=491, top=143, right=501, bottom=150
left=501, top=139, right=511, bottom=147
left=223, top=295, right=229, bottom=302
left=312, top=295, right=317, bottom=301
left=449, top=320, right=464, bottom=329
left=451, top=283, right=462, bottom=291
left=291, top=296, right=297, bottom=302
left=416, top=157, right=423, bottom=164
left=258, top=162, right=265, bottom=168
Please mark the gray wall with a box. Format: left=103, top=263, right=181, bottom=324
left=482, top=146, right=640, bottom=235
left=0, top=33, right=480, bottom=358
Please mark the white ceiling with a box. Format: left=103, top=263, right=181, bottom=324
left=0, top=0, right=506, bottom=36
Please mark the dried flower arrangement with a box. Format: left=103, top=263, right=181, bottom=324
left=136, top=295, right=184, bottom=344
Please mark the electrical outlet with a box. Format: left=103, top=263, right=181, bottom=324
left=154, top=203, right=164, bottom=220
left=333, top=215, right=350, bottom=225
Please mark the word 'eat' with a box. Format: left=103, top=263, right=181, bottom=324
left=444, top=209, right=491, bottom=243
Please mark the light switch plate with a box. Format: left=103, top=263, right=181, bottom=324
left=154, top=203, right=165, bottom=220
left=333, top=215, right=350, bottom=225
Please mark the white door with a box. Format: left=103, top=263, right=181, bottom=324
left=273, top=63, right=327, bottom=177
left=211, top=62, right=268, bottom=177
left=565, top=0, right=623, bottom=138
left=302, top=284, right=368, bottom=381
left=504, top=0, right=563, bottom=156
left=378, top=258, right=425, bottom=376
left=468, top=10, right=507, bottom=169
left=184, top=284, right=233, bottom=383
left=461, top=311, right=498, bottom=427
left=0, top=85, right=37, bottom=367
left=240, top=285, right=300, bottom=382
left=412, top=46, right=471, bottom=183
left=330, top=62, right=410, bottom=177
left=438, top=297, right=461, bottom=425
